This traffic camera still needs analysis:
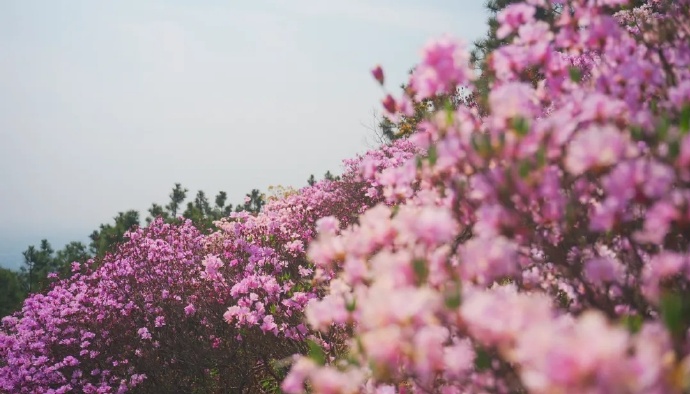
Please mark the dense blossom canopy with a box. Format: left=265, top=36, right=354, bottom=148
left=283, top=0, right=690, bottom=392
left=2, top=0, right=690, bottom=393
left=0, top=138, right=417, bottom=392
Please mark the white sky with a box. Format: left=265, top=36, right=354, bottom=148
left=0, top=1, right=488, bottom=269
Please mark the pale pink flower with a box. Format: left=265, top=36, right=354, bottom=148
left=496, top=3, right=537, bottom=39
left=489, top=82, right=539, bottom=119
left=459, top=236, right=519, bottom=285
left=565, top=125, right=631, bottom=175
left=584, top=257, right=625, bottom=285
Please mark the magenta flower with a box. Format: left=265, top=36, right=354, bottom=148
left=137, top=328, right=152, bottom=340
left=409, top=36, right=473, bottom=100
left=496, top=3, right=536, bottom=39
left=371, top=65, right=384, bottom=85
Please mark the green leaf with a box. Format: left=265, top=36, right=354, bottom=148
left=660, top=291, right=687, bottom=337
left=470, top=134, right=479, bottom=151
left=535, top=146, right=546, bottom=167
left=621, top=314, right=643, bottom=334
left=630, top=126, right=644, bottom=141
left=444, top=283, right=462, bottom=309
left=518, top=160, right=532, bottom=179
left=412, top=259, right=428, bottom=284
left=669, top=139, right=681, bottom=159
left=428, top=144, right=438, bottom=166
left=346, top=297, right=357, bottom=312
left=568, top=66, right=582, bottom=83
left=445, top=99, right=454, bottom=125
left=416, top=155, right=423, bottom=170
left=471, top=133, right=492, bottom=157
left=680, top=104, right=690, bottom=135
left=474, top=347, right=492, bottom=371
left=657, top=116, right=670, bottom=141
left=511, top=116, right=529, bottom=136
left=307, top=339, right=326, bottom=365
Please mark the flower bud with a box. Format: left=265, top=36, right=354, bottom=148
left=371, top=65, right=384, bottom=85
left=382, top=94, right=397, bottom=114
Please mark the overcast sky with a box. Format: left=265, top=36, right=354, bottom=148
left=0, top=1, right=488, bottom=270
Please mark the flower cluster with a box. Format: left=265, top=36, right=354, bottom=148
left=0, top=140, right=416, bottom=392
left=3, top=0, right=690, bottom=393
left=284, top=0, right=690, bottom=393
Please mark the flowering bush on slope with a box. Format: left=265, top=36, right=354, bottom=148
left=283, top=0, right=690, bottom=393
left=0, top=140, right=417, bottom=393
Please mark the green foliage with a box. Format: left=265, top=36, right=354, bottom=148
left=20, top=240, right=57, bottom=293
left=378, top=90, right=460, bottom=142
left=569, top=66, right=583, bottom=83
left=470, top=0, right=560, bottom=114
left=0, top=268, right=24, bottom=317
left=680, top=104, right=690, bottom=134
left=307, top=339, right=327, bottom=366
left=234, top=189, right=266, bottom=215
left=621, top=314, right=644, bottom=334
left=145, top=203, right=169, bottom=225
left=15, top=239, right=91, bottom=300
left=55, top=241, right=90, bottom=277
left=444, top=283, right=462, bottom=309
left=412, top=258, right=429, bottom=284
left=89, top=210, right=140, bottom=258
left=474, top=346, right=492, bottom=371
left=323, top=171, right=341, bottom=182
left=165, top=183, right=188, bottom=217
left=660, top=291, right=690, bottom=338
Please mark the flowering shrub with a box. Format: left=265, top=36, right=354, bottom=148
left=3, top=0, right=690, bottom=393
left=0, top=141, right=417, bottom=393
left=283, top=0, right=690, bottom=393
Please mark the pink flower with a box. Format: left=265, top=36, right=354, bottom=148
left=315, top=216, right=340, bottom=236
left=394, top=206, right=457, bottom=247
left=361, top=326, right=404, bottom=367
left=137, top=327, right=151, bottom=340
left=281, top=358, right=317, bottom=394
left=260, top=315, right=278, bottom=334
left=642, top=252, right=689, bottom=301
left=202, top=254, right=224, bottom=279
left=461, top=286, right=553, bottom=348
left=496, top=3, right=536, bottom=39
left=489, top=82, right=539, bottom=120
left=372, top=65, right=384, bottom=85
left=310, top=367, right=363, bottom=394
left=412, top=326, right=449, bottom=380
left=634, top=200, right=678, bottom=244
left=382, top=94, right=397, bottom=115
left=669, top=80, right=690, bottom=110
left=443, top=339, right=474, bottom=379
left=584, top=257, right=624, bottom=285
left=410, top=36, right=473, bottom=100
left=565, top=125, right=632, bottom=175
left=459, top=236, right=519, bottom=285
left=304, top=294, right=348, bottom=331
